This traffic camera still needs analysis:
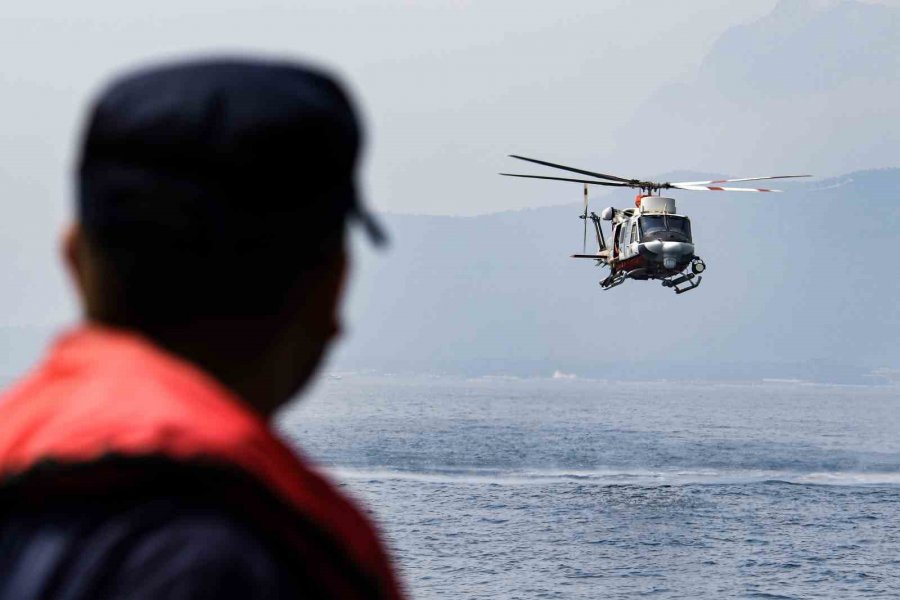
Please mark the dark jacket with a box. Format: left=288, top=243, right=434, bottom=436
left=0, top=491, right=301, bottom=599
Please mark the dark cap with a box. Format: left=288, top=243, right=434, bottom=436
left=78, top=56, right=384, bottom=255
left=77, top=57, right=383, bottom=321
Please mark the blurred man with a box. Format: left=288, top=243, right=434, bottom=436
left=0, top=58, right=403, bottom=599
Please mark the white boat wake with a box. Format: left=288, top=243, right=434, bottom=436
left=324, top=466, right=900, bottom=487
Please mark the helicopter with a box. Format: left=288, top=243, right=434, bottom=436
left=501, top=155, right=810, bottom=294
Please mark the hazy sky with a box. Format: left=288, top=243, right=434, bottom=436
left=2, top=0, right=798, bottom=220
left=2, top=0, right=897, bottom=341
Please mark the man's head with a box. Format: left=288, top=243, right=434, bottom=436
left=65, top=57, right=381, bottom=413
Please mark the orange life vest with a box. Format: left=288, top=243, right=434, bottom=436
left=0, top=326, right=405, bottom=600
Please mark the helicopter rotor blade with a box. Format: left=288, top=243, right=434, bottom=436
left=671, top=174, right=811, bottom=186
left=508, top=155, right=636, bottom=184
left=500, top=173, right=631, bottom=187
left=670, top=184, right=783, bottom=192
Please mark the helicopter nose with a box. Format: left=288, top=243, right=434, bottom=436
left=639, top=240, right=694, bottom=271
left=639, top=240, right=695, bottom=258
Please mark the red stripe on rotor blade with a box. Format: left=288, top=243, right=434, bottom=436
left=709, top=186, right=724, bottom=191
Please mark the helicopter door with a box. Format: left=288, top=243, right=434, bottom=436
left=612, top=223, right=621, bottom=258
left=618, top=220, right=632, bottom=258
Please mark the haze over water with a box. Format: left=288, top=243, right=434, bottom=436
left=281, top=375, right=900, bottom=599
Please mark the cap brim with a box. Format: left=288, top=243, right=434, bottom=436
left=351, top=204, right=388, bottom=248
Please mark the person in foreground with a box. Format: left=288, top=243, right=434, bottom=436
left=0, top=57, right=404, bottom=599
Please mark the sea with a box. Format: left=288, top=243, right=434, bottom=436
left=277, top=374, right=900, bottom=599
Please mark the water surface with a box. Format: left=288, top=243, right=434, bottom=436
left=279, top=376, right=900, bottom=599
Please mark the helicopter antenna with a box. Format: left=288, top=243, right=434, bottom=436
left=582, top=184, right=588, bottom=253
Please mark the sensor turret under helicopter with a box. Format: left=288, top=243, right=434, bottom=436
left=501, top=155, right=810, bottom=294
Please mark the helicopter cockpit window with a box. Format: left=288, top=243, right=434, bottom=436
left=639, top=215, right=692, bottom=242
left=639, top=216, right=666, bottom=236
left=667, top=216, right=692, bottom=238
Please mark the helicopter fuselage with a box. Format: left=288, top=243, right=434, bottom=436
left=575, top=195, right=705, bottom=293
left=610, top=209, right=693, bottom=278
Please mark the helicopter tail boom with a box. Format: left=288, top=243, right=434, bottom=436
left=571, top=254, right=608, bottom=261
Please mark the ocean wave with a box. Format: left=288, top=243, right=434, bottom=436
left=324, top=466, right=900, bottom=488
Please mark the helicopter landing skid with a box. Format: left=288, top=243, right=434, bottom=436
left=600, top=270, right=627, bottom=290
left=661, top=272, right=701, bottom=294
